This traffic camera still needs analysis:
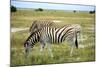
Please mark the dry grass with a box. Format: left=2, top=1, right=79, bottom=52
left=11, top=9, right=95, bottom=66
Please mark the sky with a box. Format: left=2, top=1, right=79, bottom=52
left=11, top=1, right=95, bottom=11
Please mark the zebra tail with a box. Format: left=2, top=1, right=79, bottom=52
left=75, top=32, right=78, bottom=49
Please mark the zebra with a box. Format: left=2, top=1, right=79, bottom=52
left=24, top=24, right=82, bottom=57
left=29, top=20, right=55, bottom=34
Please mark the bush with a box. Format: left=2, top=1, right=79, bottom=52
left=73, top=10, right=76, bottom=13
left=35, top=8, right=43, bottom=11
left=11, top=5, right=17, bottom=12
left=89, top=10, right=95, bottom=14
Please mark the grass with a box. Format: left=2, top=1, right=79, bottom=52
left=11, top=9, right=95, bottom=66
left=11, top=10, right=95, bottom=28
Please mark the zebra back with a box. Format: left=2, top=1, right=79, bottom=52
left=40, top=24, right=81, bottom=44
left=29, top=20, right=55, bottom=34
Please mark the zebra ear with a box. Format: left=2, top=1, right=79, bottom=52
left=24, top=42, right=26, bottom=47
left=24, top=43, right=29, bottom=56
left=25, top=46, right=29, bottom=57
left=24, top=41, right=28, bottom=48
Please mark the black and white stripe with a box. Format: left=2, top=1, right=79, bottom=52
left=24, top=24, right=81, bottom=57
left=29, top=20, right=54, bottom=34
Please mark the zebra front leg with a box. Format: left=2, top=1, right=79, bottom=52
left=47, top=43, right=54, bottom=57
left=40, top=41, right=45, bottom=56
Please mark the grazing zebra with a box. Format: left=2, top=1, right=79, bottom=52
left=29, top=20, right=55, bottom=34
left=24, top=24, right=81, bottom=57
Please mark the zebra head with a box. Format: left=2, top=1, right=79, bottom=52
left=24, top=30, right=41, bottom=56
left=24, top=37, right=35, bottom=56
left=29, top=20, right=38, bottom=34
left=24, top=41, right=32, bottom=56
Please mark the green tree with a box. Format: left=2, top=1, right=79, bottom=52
left=73, top=10, right=76, bottom=13
left=11, top=5, right=17, bottom=12
left=89, top=10, right=95, bottom=14
left=35, top=8, right=43, bottom=11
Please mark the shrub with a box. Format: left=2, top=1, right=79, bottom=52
left=35, top=8, right=43, bottom=11
left=73, top=10, right=76, bottom=13
left=11, top=5, right=17, bottom=12
left=89, top=10, right=95, bottom=14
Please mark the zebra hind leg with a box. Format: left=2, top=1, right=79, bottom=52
left=69, top=36, right=78, bottom=56
left=47, top=43, right=54, bottom=57
left=70, top=45, right=74, bottom=56
left=67, top=39, right=76, bottom=56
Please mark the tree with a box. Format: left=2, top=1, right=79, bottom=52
left=73, top=10, right=76, bottom=13
left=89, top=10, right=95, bottom=14
left=35, top=8, right=43, bottom=11
left=11, top=5, right=17, bottom=12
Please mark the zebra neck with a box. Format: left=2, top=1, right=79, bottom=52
left=28, top=30, right=40, bottom=46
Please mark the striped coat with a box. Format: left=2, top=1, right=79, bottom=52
left=29, top=20, right=55, bottom=34
left=24, top=24, right=81, bottom=57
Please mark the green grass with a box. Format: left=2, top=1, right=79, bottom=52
left=11, top=10, right=95, bottom=28
left=11, top=9, right=95, bottom=66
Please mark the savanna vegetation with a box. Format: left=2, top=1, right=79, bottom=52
left=11, top=9, right=95, bottom=66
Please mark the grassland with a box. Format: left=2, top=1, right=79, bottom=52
left=11, top=9, right=95, bottom=66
